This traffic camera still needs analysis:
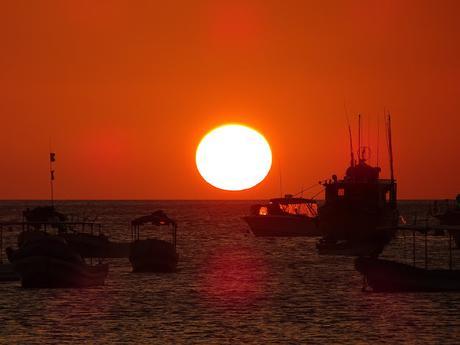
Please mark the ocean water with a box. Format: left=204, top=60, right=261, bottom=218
left=1, top=200, right=460, bottom=344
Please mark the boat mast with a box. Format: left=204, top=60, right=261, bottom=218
left=387, top=113, right=394, bottom=183
left=49, top=151, right=56, bottom=206
left=348, top=124, right=354, bottom=167
left=278, top=160, right=283, bottom=198
left=376, top=112, right=380, bottom=167
left=358, top=114, right=361, bottom=162
left=344, top=102, right=354, bottom=167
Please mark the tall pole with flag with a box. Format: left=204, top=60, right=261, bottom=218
left=50, top=152, right=56, bottom=206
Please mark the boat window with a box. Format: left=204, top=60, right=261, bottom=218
left=279, top=203, right=317, bottom=217
left=385, top=190, right=391, bottom=203
left=259, top=206, right=268, bottom=216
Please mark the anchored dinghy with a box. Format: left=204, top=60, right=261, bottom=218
left=129, top=210, right=178, bottom=273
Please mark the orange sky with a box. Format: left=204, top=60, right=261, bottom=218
left=1, top=0, right=459, bottom=200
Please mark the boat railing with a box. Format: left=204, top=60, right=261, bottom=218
left=0, top=221, right=104, bottom=263
left=0, top=221, right=110, bottom=266
left=379, top=222, right=460, bottom=271
left=0, top=221, right=103, bottom=235
left=131, top=223, right=177, bottom=249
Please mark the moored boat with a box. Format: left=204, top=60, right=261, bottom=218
left=129, top=210, right=178, bottom=273
left=355, top=257, right=460, bottom=292
left=242, top=195, right=320, bottom=237
left=6, top=236, right=108, bottom=288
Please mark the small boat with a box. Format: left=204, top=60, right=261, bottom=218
left=355, top=257, right=460, bottom=292
left=242, top=195, right=320, bottom=236
left=6, top=236, right=108, bottom=288
left=129, top=210, right=178, bottom=273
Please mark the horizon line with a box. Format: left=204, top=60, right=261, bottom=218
left=0, top=198, right=447, bottom=202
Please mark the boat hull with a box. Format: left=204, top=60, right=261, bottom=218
left=435, top=210, right=460, bottom=226
left=242, top=215, right=320, bottom=237
left=355, top=257, right=460, bottom=292
left=13, top=256, right=108, bottom=288
left=319, top=204, right=398, bottom=241
left=129, top=239, right=178, bottom=273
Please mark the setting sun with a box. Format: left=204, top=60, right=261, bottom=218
left=196, top=124, right=272, bottom=191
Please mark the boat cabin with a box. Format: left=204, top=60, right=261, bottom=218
left=323, top=161, right=397, bottom=210
left=251, top=195, right=318, bottom=218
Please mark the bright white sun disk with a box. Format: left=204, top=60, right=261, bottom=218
left=196, top=124, right=272, bottom=191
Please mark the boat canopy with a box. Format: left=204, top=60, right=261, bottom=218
left=269, top=197, right=316, bottom=205
left=131, top=210, right=176, bottom=227
left=131, top=210, right=177, bottom=247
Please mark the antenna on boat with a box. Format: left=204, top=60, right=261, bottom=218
left=376, top=112, right=380, bottom=167
left=367, top=115, right=371, bottom=156
left=344, top=102, right=354, bottom=167
left=386, top=112, right=395, bottom=183
left=358, top=113, right=362, bottom=161
left=278, top=159, right=283, bottom=198
left=49, top=138, right=56, bottom=206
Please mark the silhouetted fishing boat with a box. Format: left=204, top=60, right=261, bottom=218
left=129, top=210, right=178, bottom=272
left=242, top=195, right=320, bottom=236
left=317, top=114, right=398, bottom=256
left=6, top=236, right=108, bottom=288
left=355, top=223, right=460, bottom=292
left=355, top=257, right=460, bottom=292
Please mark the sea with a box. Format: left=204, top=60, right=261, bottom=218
left=0, top=200, right=460, bottom=344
